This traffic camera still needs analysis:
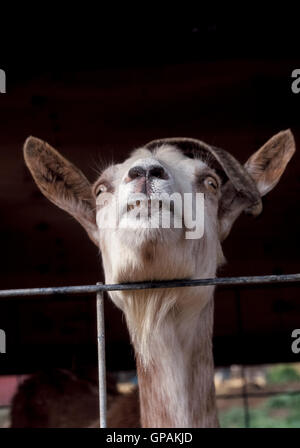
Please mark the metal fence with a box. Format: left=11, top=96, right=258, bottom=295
left=1, top=272, right=300, bottom=428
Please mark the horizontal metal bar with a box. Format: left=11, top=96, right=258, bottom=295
left=0, top=273, right=300, bottom=299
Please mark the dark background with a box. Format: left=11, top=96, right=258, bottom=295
left=0, top=15, right=300, bottom=375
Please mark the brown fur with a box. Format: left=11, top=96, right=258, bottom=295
left=11, top=368, right=140, bottom=428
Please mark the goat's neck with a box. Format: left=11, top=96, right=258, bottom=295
left=134, top=295, right=219, bottom=428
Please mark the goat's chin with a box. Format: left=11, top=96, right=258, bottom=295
left=116, top=225, right=183, bottom=249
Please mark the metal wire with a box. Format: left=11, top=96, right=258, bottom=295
left=1, top=272, right=300, bottom=428
left=0, top=273, right=300, bottom=298
left=96, top=283, right=107, bottom=428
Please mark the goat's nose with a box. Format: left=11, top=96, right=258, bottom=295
left=127, top=165, right=168, bottom=182
left=148, top=165, right=168, bottom=179
left=127, top=166, right=146, bottom=180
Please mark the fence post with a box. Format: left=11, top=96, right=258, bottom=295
left=96, top=282, right=107, bottom=428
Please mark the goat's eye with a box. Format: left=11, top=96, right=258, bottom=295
left=204, top=176, right=218, bottom=193
left=95, top=184, right=108, bottom=197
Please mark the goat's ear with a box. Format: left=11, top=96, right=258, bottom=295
left=244, top=129, right=296, bottom=196
left=24, top=136, right=99, bottom=246
left=219, top=130, right=296, bottom=241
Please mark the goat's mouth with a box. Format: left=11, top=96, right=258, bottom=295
left=126, top=199, right=174, bottom=216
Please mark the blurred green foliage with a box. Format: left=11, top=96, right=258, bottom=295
left=220, top=394, right=300, bottom=428
left=266, top=364, right=300, bottom=384
left=219, top=364, right=300, bottom=428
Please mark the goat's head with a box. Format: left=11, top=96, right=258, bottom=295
left=23, top=131, right=295, bottom=360
left=23, top=130, right=295, bottom=278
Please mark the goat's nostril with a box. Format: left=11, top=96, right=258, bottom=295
left=148, top=166, right=168, bottom=179
left=127, top=165, right=168, bottom=182
left=127, top=166, right=146, bottom=180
